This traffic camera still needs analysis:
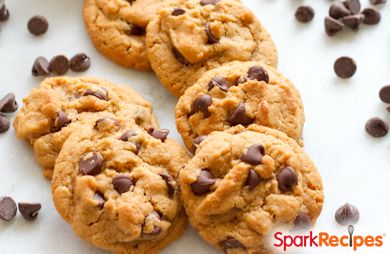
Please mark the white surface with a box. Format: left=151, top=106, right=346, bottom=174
left=0, top=0, right=389, bottom=253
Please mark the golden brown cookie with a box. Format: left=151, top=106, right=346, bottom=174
left=52, top=117, right=189, bottom=254
left=14, top=77, right=158, bottom=178
left=176, top=61, right=305, bottom=152
left=179, top=125, right=324, bottom=253
left=146, top=0, right=278, bottom=97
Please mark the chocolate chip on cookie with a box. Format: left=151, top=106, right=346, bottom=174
left=126, top=24, right=146, bottom=36
left=228, top=103, right=254, bottom=126
left=329, top=2, right=352, bottom=19
left=335, top=203, right=360, bottom=226
left=70, top=53, right=91, bottom=72
left=325, top=17, right=344, bottom=36
left=172, top=8, right=185, bottom=16
left=191, top=170, right=215, bottom=195
left=247, top=66, right=269, bottom=83
left=293, top=213, right=312, bottom=231
left=295, top=5, right=315, bottom=23
left=148, top=128, right=169, bottom=142
left=365, top=117, right=389, bottom=137
left=0, top=196, right=17, bottom=221
left=27, top=15, right=49, bottom=36
left=362, top=7, right=381, bottom=25
left=119, top=130, right=137, bottom=141
left=94, top=192, right=105, bottom=209
left=112, top=175, right=133, bottom=194
left=277, top=167, right=298, bottom=192
left=240, top=144, right=265, bottom=165
left=0, top=1, right=9, bottom=22
left=172, top=47, right=189, bottom=65
left=334, top=56, right=357, bottom=79
left=159, top=173, right=175, bottom=197
left=0, top=114, right=10, bottom=133
left=221, top=238, right=246, bottom=252
left=190, top=94, right=212, bottom=118
left=344, top=0, right=361, bottom=15
left=200, top=0, right=219, bottom=6
left=49, top=55, right=70, bottom=76
left=32, top=56, right=50, bottom=77
left=83, top=88, right=108, bottom=101
left=18, top=202, right=42, bottom=221
left=192, top=135, right=207, bottom=151
left=379, top=85, right=390, bottom=103
left=0, top=93, right=18, bottom=113
left=205, top=22, right=218, bottom=44
left=208, top=77, right=228, bottom=92
left=54, top=111, right=71, bottom=131
left=79, top=152, right=104, bottom=175
left=246, top=169, right=261, bottom=190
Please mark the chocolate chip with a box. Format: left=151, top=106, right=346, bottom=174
left=192, top=135, right=207, bottom=151
left=0, top=114, right=10, bottom=133
left=245, top=169, right=261, bottom=190
left=18, top=203, right=41, bottom=221
left=344, top=0, right=361, bottom=14
left=295, top=5, right=315, bottom=23
left=112, top=175, right=133, bottom=194
left=277, top=167, right=298, bottom=192
left=370, top=0, right=387, bottom=4
left=329, top=1, right=352, bottom=19
left=190, top=94, right=212, bottom=118
left=293, top=213, right=312, bottom=231
left=205, top=22, right=218, bottom=44
left=148, top=128, right=169, bottom=142
left=0, top=93, right=18, bottom=113
left=27, top=15, right=49, bottom=36
left=32, top=56, right=50, bottom=77
left=83, top=89, right=108, bottom=101
left=172, top=47, right=189, bottom=65
left=221, top=238, right=246, bottom=251
left=172, top=8, right=185, bottom=16
left=240, top=144, right=265, bottom=165
left=208, top=76, right=228, bottom=92
left=191, top=169, right=215, bottom=195
left=335, top=203, right=360, bottom=226
left=144, top=226, right=162, bottom=236
left=119, top=130, right=136, bottom=141
left=342, top=14, right=363, bottom=31
left=247, top=66, right=269, bottom=83
left=0, top=1, right=9, bottom=22
left=126, top=24, right=145, bottom=36
left=228, top=103, right=254, bottom=126
left=70, top=53, right=91, bottom=72
left=54, top=111, right=70, bottom=131
left=325, top=16, right=344, bottom=36
left=362, top=7, right=381, bottom=25
left=365, top=117, right=389, bottom=137
left=0, top=196, right=17, bottom=221
left=94, top=192, right=105, bottom=209
left=49, top=55, right=70, bottom=76
left=379, top=85, right=390, bottom=103
left=79, top=152, right=104, bottom=175
left=159, top=173, right=175, bottom=197
left=334, top=56, right=356, bottom=79
left=200, top=0, right=219, bottom=6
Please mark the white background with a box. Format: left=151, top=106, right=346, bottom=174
left=0, top=0, right=389, bottom=253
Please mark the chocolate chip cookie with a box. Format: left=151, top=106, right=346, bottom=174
left=14, top=77, right=158, bottom=178
left=146, top=0, right=278, bottom=97
left=83, top=0, right=173, bottom=71
left=51, top=117, right=189, bottom=254
left=179, top=125, right=324, bottom=253
left=176, top=61, right=304, bottom=152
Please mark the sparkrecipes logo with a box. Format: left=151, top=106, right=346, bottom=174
left=274, top=225, right=385, bottom=251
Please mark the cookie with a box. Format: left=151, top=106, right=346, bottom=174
left=179, top=125, right=324, bottom=253
left=51, top=117, right=190, bottom=254
left=146, top=0, right=278, bottom=97
left=83, top=0, right=173, bottom=71
left=14, top=77, right=158, bottom=178
left=176, top=61, right=305, bottom=152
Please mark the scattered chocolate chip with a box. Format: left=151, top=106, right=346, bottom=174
left=70, top=53, right=91, bottom=72
left=94, top=192, right=105, bottom=209
left=79, top=152, right=104, bottom=175
left=0, top=93, right=18, bottom=113
left=159, top=173, right=175, bottom=197
left=247, top=66, right=269, bottom=83
left=200, top=0, right=219, bottom=6
left=228, top=103, right=254, bottom=126
left=370, top=0, right=387, bottom=4
left=325, top=16, right=344, bottom=36
left=334, top=56, right=356, bottom=79
left=27, top=15, right=48, bottom=36
left=0, top=196, right=17, bottom=221
left=112, top=175, right=133, bottom=194
left=190, top=94, right=212, bottom=118
left=192, top=135, right=207, bottom=151
left=293, top=213, right=312, bottom=231
left=191, top=169, right=215, bottom=195
left=172, top=8, right=185, bottom=16
left=342, top=14, right=363, bottom=31
left=18, top=203, right=41, bottom=221
left=0, top=1, right=9, bottom=22
left=208, top=76, right=228, bottom=92
left=221, top=238, right=246, bottom=251
left=148, top=128, right=169, bottom=142
left=205, top=22, right=218, bottom=44
left=240, top=144, right=265, bottom=165
left=379, top=85, right=390, bottom=103
left=83, top=89, right=108, bottom=101
left=144, top=226, right=162, bottom=236
left=126, top=24, right=145, bottom=36
left=329, top=1, right=352, bottom=19
left=365, top=117, right=389, bottom=137
left=172, top=47, right=189, bottom=65
left=0, top=114, right=10, bottom=133
left=245, top=169, right=261, bottom=190
left=295, top=5, right=315, bottom=23
left=119, top=130, right=136, bottom=141
left=344, top=0, right=361, bottom=15
left=277, top=167, right=298, bottom=192
left=54, top=111, right=71, bottom=131
left=362, top=7, right=381, bottom=25
left=335, top=203, right=360, bottom=226
left=32, top=56, right=50, bottom=77
left=49, top=55, right=70, bottom=76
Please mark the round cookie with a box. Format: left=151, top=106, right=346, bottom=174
left=179, top=125, right=324, bottom=254
left=14, top=77, right=158, bottom=178
left=146, top=0, right=278, bottom=97
left=52, top=117, right=189, bottom=254
left=176, top=61, right=305, bottom=152
left=84, top=0, right=173, bottom=71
